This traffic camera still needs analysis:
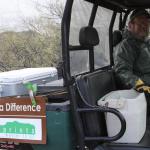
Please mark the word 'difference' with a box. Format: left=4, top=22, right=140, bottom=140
left=0, top=103, right=41, bottom=112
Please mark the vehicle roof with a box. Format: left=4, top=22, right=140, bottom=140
left=85, top=0, right=150, bottom=12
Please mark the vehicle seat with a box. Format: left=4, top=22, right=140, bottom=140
left=76, top=69, right=117, bottom=141
left=72, top=26, right=119, bottom=149
left=78, top=26, right=119, bottom=136
left=77, top=26, right=108, bottom=138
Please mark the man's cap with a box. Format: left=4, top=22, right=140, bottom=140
left=130, top=9, right=150, bottom=21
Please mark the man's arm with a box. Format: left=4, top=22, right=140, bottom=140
left=113, top=40, right=139, bottom=88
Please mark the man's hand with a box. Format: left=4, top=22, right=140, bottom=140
left=135, top=79, right=150, bottom=93
left=136, top=85, right=150, bottom=93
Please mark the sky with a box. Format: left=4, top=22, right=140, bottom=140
left=0, top=0, right=42, bottom=31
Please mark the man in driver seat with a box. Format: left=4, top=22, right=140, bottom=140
left=114, top=9, right=150, bottom=94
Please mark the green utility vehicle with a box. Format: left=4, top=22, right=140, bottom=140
left=2, top=0, right=150, bottom=150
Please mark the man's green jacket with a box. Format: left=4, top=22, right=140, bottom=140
left=114, top=30, right=150, bottom=88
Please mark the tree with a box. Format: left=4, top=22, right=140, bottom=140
left=0, top=28, right=61, bottom=71
left=34, top=0, right=64, bottom=22
left=0, top=0, right=64, bottom=71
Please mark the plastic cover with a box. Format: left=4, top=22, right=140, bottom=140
left=0, top=67, right=57, bottom=84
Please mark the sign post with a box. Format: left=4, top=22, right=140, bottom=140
left=0, top=96, right=46, bottom=144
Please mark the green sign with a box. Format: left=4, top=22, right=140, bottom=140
left=0, top=121, right=35, bottom=135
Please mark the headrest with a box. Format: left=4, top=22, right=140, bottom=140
left=113, top=30, right=122, bottom=47
left=79, top=26, right=99, bottom=47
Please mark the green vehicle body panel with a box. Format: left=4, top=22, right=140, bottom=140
left=32, top=110, right=76, bottom=150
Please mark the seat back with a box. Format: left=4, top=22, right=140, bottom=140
left=76, top=69, right=116, bottom=137
left=113, top=30, right=122, bottom=47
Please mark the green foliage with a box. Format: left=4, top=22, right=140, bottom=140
left=0, top=0, right=64, bottom=72
left=0, top=25, right=61, bottom=71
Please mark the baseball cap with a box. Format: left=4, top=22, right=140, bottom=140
left=130, top=9, right=150, bottom=21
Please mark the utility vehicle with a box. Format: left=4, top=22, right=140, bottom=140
left=1, top=0, right=150, bottom=150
